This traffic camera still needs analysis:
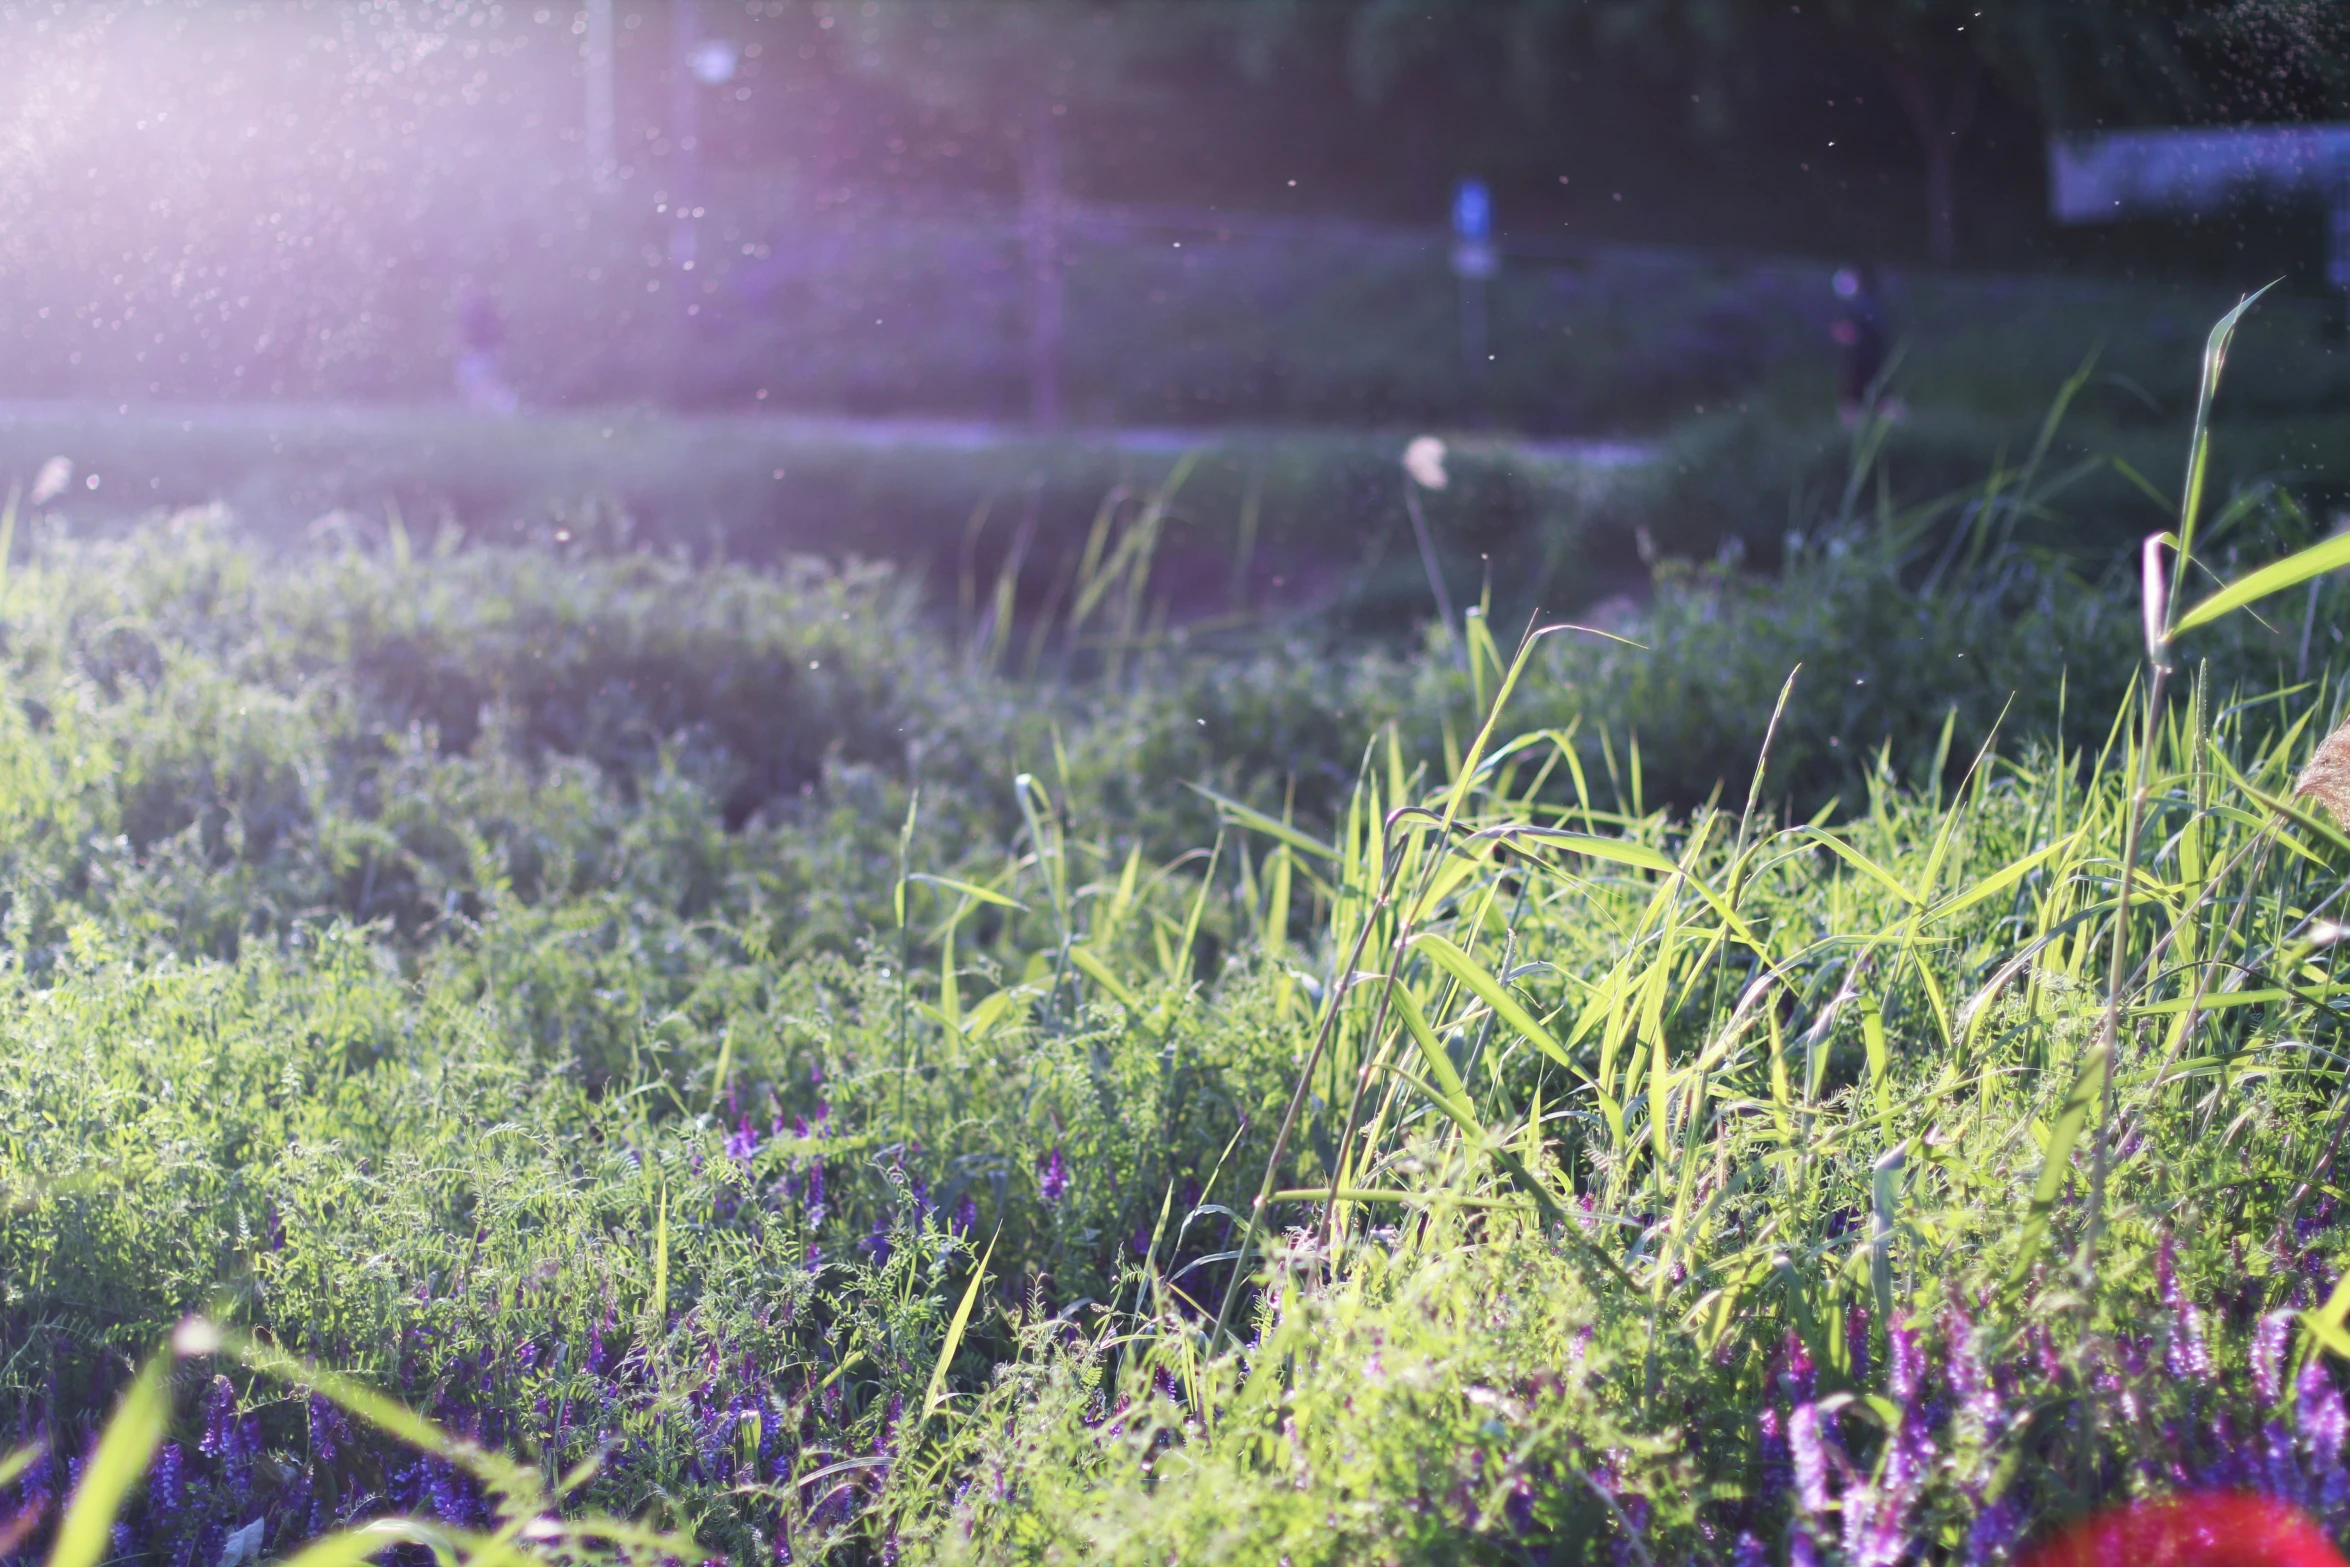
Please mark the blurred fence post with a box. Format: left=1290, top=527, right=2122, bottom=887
left=584, top=0, right=614, bottom=189
left=1451, top=178, right=1496, bottom=420
left=670, top=0, right=702, bottom=270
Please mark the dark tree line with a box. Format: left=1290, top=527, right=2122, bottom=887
left=831, top=0, right=2348, bottom=419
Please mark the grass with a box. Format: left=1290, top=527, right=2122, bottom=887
left=0, top=408, right=1623, bottom=638
left=12, top=306, right=2350, bottom=1564
left=14, top=300, right=2350, bottom=656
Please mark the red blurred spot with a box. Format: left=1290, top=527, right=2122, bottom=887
left=2019, top=1495, right=2347, bottom=1567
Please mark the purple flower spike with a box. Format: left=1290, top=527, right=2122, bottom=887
left=1887, top=1312, right=1923, bottom=1406
left=1758, top=1404, right=1789, bottom=1499
left=2255, top=1310, right=2295, bottom=1406
left=726, top=1115, right=760, bottom=1165
left=1039, top=1148, right=1070, bottom=1205
left=1779, top=1330, right=1816, bottom=1403
left=2299, top=1357, right=2347, bottom=1470
left=803, top=1160, right=827, bottom=1226
left=1944, top=1304, right=2002, bottom=1441
left=1789, top=1402, right=1832, bottom=1517
left=2158, top=1232, right=2213, bottom=1382
left=309, top=1395, right=338, bottom=1464
left=198, top=1376, right=236, bottom=1458
left=149, top=1443, right=186, bottom=1518
left=1963, top=1495, right=2020, bottom=1567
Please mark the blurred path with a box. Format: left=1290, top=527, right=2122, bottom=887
left=0, top=400, right=1659, bottom=620
left=0, top=398, right=1656, bottom=469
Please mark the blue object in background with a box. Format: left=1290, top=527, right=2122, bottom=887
left=1450, top=178, right=1496, bottom=399
left=1453, top=178, right=1492, bottom=242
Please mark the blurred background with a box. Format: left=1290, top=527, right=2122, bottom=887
left=4, top=0, right=2350, bottom=619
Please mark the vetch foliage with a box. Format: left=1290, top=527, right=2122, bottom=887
left=13, top=302, right=2350, bottom=1562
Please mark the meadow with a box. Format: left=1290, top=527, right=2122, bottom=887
left=11, top=304, right=2350, bottom=1566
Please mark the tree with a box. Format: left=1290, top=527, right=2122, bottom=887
left=1228, top=0, right=1582, bottom=128
left=1248, top=0, right=2200, bottom=263
left=1813, top=1, right=2196, bottom=263
left=1612, top=0, right=2196, bottom=262
left=843, top=2, right=1222, bottom=428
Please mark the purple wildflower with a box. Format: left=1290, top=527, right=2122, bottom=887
left=426, top=1456, right=467, bottom=1521
left=1844, top=1314, right=1933, bottom=1567
left=1888, top=1312, right=1923, bottom=1404
left=198, top=1376, right=236, bottom=1458
left=952, top=1194, right=977, bottom=1237
left=1611, top=1492, right=1651, bottom=1567
left=149, top=1443, right=186, bottom=1518
left=1944, top=1304, right=2002, bottom=1441
left=1964, top=1494, right=2021, bottom=1566
left=2255, top=1310, right=2295, bottom=1406
left=1789, top=1402, right=1832, bottom=1517
left=1779, top=1330, right=1816, bottom=1403
left=2158, top=1233, right=2213, bottom=1381
left=308, top=1396, right=338, bottom=1464
left=2299, top=1357, right=2346, bottom=1470
left=1757, top=1404, right=1789, bottom=1500
left=727, top=1115, right=760, bottom=1165
left=2032, top=1322, right=2064, bottom=1384
left=1039, top=1148, right=1070, bottom=1205
left=2258, top=1417, right=2304, bottom=1507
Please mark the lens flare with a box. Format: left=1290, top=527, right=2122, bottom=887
left=2018, top=1494, right=2347, bottom=1567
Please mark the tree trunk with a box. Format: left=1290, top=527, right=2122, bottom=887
left=1019, top=107, right=1064, bottom=431
left=1885, top=53, right=1981, bottom=266
left=1923, top=135, right=1957, bottom=265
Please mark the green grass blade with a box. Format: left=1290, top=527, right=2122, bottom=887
left=0, top=1442, right=41, bottom=1491
left=2172, top=283, right=2274, bottom=570
left=652, top=1182, right=669, bottom=1333
left=47, top=1351, right=170, bottom=1567
left=1070, top=945, right=1144, bottom=1011
left=904, top=873, right=1028, bottom=911
left=1802, top=827, right=1917, bottom=905
left=1927, top=832, right=2081, bottom=922
left=272, top=1521, right=468, bottom=1567
left=924, top=1229, right=999, bottom=1421
left=1411, top=933, right=1587, bottom=1083
left=2007, top=1045, right=2105, bottom=1288
left=1186, top=783, right=1339, bottom=860
left=1390, top=982, right=1477, bottom=1118
left=2174, top=530, right=2350, bottom=635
